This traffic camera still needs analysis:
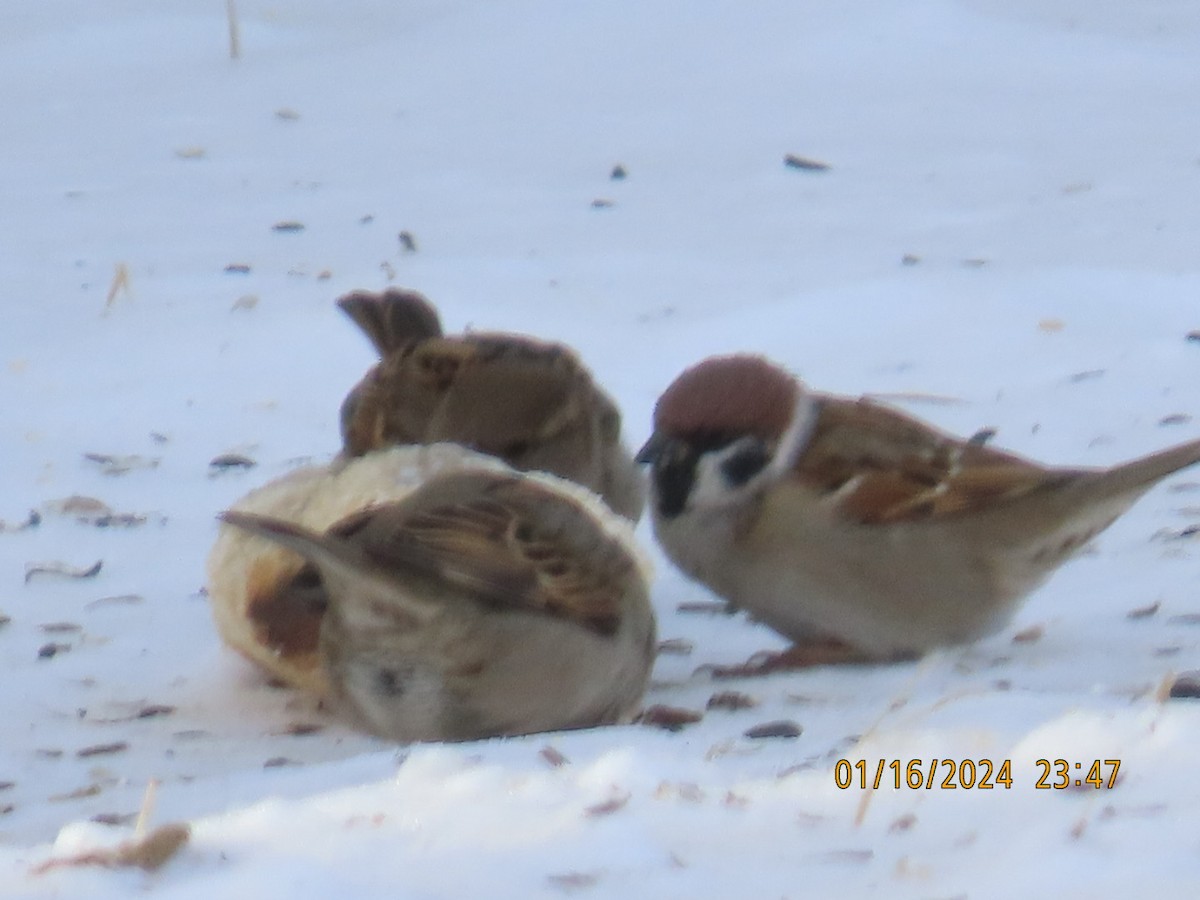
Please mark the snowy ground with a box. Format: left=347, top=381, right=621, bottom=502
left=3, top=0, right=1200, bottom=896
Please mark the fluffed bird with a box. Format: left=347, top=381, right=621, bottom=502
left=207, top=444, right=511, bottom=695
left=217, top=467, right=656, bottom=742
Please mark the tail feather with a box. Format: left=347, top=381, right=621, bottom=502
left=337, top=289, right=443, bottom=357
left=219, top=510, right=346, bottom=567
left=1088, top=438, right=1200, bottom=500
left=218, top=510, right=438, bottom=623
left=971, top=437, right=1200, bottom=549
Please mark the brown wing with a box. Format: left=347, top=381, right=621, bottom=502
left=347, top=474, right=630, bottom=636
left=794, top=395, right=1054, bottom=524
left=342, top=332, right=596, bottom=466
left=428, top=342, right=588, bottom=454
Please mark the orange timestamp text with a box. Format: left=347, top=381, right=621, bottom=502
left=833, top=758, right=1121, bottom=790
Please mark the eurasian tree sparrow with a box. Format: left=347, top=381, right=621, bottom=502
left=208, top=444, right=515, bottom=696
left=637, top=354, right=1200, bottom=661
left=337, top=288, right=645, bottom=521
left=218, top=468, right=656, bottom=742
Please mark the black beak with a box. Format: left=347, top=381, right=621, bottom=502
left=635, top=432, right=667, bottom=465
left=635, top=433, right=698, bottom=520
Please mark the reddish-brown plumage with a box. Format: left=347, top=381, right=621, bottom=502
left=245, top=560, right=324, bottom=660
left=653, top=355, right=799, bottom=440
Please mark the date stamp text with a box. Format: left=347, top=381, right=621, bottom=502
left=833, top=758, right=1121, bottom=790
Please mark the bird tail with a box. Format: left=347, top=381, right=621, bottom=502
left=336, top=288, right=443, bottom=357
left=219, top=510, right=344, bottom=564
left=218, top=510, right=438, bottom=624
left=1084, top=438, right=1200, bottom=501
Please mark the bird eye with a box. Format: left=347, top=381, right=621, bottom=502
left=720, top=440, right=770, bottom=487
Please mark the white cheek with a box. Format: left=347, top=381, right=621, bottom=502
left=666, top=393, right=820, bottom=517
left=686, top=453, right=758, bottom=511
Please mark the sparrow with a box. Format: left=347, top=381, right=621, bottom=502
left=207, top=444, right=514, bottom=696
left=336, top=288, right=644, bottom=521
left=217, top=467, right=657, bottom=743
left=637, top=353, right=1200, bottom=662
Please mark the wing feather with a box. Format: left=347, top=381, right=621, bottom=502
left=795, top=396, right=1051, bottom=524
left=349, top=482, right=627, bottom=636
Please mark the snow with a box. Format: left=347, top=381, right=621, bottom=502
left=2, top=0, right=1200, bottom=895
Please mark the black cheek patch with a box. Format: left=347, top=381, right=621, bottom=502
left=719, top=441, right=769, bottom=488
left=655, top=459, right=696, bottom=519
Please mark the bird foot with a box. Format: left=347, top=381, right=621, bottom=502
left=705, top=639, right=893, bottom=678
